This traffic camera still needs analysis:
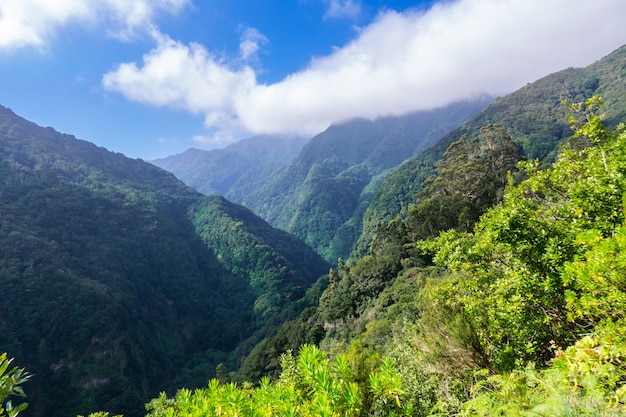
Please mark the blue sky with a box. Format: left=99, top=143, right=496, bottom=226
left=0, top=0, right=625, bottom=160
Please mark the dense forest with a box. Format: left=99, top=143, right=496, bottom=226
left=8, top=95, right=621, bottom=417
left=1, top=46, right=626, bottom=417
left=0, top=106, right=329, bottom=417
left=157, top=99, right=492, bottom=263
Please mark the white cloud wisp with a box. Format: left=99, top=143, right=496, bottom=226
left=324, top=0, right=362, bottom=20
left=0, top=0, right=188, bottom=50
left=102, top=0, right=626, bottom=144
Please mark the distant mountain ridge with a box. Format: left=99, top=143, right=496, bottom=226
left=235, top=98, right=493, bottom=262
left=151, top=134, right=309, bottom=195
left=0, top=106, right=329, bottom=417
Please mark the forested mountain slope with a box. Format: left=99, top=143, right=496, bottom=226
left=4, top=44, right=626, bottom=417
left=237, top=98, right=492, bottom=263
left=355, top=44, right=626, bottom=257
left=233, top=44, right=626, bottom=394
left=70, top=92, right=626, bottom=417
left=151, top=134, right=308, bottom=195
left=0, top=106, right=329, bottom=417
left=145, top=98, right=626, bottom=417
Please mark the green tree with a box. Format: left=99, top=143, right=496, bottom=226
left=422, top=97, right=626, bottom=370
left=0, top=353, right=31, bottom=417
left=144, top=345, right=412, bottom=417
left=460, top=319, right=626, bottom=416
left=407, top=124, right=522, bottom=239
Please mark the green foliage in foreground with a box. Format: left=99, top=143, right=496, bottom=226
left=142, top=345, right=407, bottom=417
left=424, top=97, right=626, bottom=371
left=420, top=97, right=626, bottom=414
left=0, top=353, right=30, bottom=417
left=234, top=97, right=626, bottom=416
left=462, top=319, right=626, bottom=416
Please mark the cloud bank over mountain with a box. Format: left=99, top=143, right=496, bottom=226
left=1, top=0, right=625, bottom=151
left=101, top=0, right=626, bottom=143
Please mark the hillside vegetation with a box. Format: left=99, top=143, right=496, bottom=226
left=43, top=96, right=626, bottom=417
left=356, top=44, right=626, bottom=257
left=0, top=106, right=328, bottom=417
left=239, top=99, right=491, bottom=263
left=2, top=46, right=626, bottom=417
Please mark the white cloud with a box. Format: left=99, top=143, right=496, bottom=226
left=0, top=0, right=188, bottom=50
left=103, top=31, right=256, bottom=114
left=324, top=0, right=362, bottom=20
left=157, top=137, right=179, bottom=144
left=192, top=133, right=237, bottom=148
left=239, top=27, right=268, bottom=61
left=102, top=0, right=626, bottom=143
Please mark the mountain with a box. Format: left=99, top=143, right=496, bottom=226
left=150, top=134, right=309, bottom=195
left=55, top=44, right=626, bottom=417
left=0, top=106, right=329, bottom=417
left=354, top=44, right=626, bottom=257
left=231, top=104, right=626, bottom=416
left=235, top=98, right=492, bottom=262
left=234, top=44, right=626, bottom=385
